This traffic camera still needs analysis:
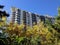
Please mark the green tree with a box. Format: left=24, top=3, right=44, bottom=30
left=52, top=7, right=60, bottom=33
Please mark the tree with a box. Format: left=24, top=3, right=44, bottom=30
left=0, top=5, right=9, bottom=45
left=52, top=7, right=60, bottom=33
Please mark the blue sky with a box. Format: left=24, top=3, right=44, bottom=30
left=0, top=0, right=60, bottom=17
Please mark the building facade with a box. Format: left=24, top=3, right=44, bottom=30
left=11, top=7, right=55, bottom=27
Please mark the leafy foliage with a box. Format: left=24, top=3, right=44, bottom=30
left=4, top=21, right=60, bottom=45
left=0, top=7, right=60, bottom=45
